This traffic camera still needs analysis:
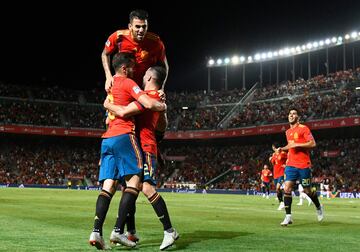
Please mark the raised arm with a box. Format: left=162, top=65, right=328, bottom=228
left=101, top=48, right=113, bottom=93
left=161, top=56, right=169, bottom=90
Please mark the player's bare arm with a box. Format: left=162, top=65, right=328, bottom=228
left=101, top=48, right=113, bottom=92
left=272, top=144, right=277, bottom=152
left=103, top=99, right=141, bottom=118
left=292, top=139, right=316, bottom=149
left=161, top=56, right=169, bottom=90
left=137, top=94, right=167, bottom=112
left=280, top=139, right=316, bottom=151
left=156, top=111, right=168, bottom=132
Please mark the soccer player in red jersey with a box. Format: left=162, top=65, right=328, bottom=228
left=89, top=52, right=166, bottom=250
left=260, top=164, right=272, bottom=199
left=269, top=144, right=287, bottom=210
left=104, top=66, right=179, bottom=250
left=277, top=108, right=323, bottom=226
left=102, top=9, right=169, bottom=92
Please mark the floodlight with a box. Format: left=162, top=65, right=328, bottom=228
left=231, top=56, right=239, bottom=64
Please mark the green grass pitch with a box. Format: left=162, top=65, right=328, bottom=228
left=1, top=188, right=359, bottom=251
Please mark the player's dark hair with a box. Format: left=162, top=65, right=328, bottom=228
left=289, top=107, right=300, bottom=116
left=129, top=9, right=148, bottom=22
left=149, top=66, right=166, bottom=88
left=112, top=52, right=135, bottom=72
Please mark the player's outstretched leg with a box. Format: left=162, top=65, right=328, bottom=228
left=89, top=231, right=110, bottom=250
left=89, top=189, right=113, bottom=249
left=305, top=189, right=324, bottom=222
left=316, top=204, right=324, bottom=222
left=160, top=228, right=180, bottom=251
left=281, top=192, right=293, bottom=226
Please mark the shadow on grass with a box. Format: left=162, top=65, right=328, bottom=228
left=284, top=221, right=359, bottom=228
left=130, top=230, right=253, bottom=250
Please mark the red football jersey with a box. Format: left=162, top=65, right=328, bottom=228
left=135, top=90, right=160, bottom=155
left=270, top=151, right=287, bottom=178
left=261, top=169, right=272, bottom=183
left=285, top=124, right=314, bottom=169
left=102, top=76, right=145, bottom=138
left=105, top=30, right=166, bottom=85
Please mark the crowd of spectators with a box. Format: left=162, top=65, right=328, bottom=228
left=163, top=137, right=360, bottom=192
left=1, top=69, right=360, bottom=191
left=175, top=69, right=360, bottom=130
left=0, top=100, right=106, bottom=129
left=163, top=144, right=268, bottom=190
left=0, top=137, right=101, bottom=186
left=228, top=88, right=359, bottom=128
left=1, top=136, right=359, bottom=193
left=0, top=80, right=105, bottom=103
left=311, top=138, right=360, bottom=192
left=0, top=100, right=64, bottom=126
left=0, top=81, right=29, bottom=98
left=1, top=69, right=359, bottom=130
left=252, top=69, right=359, bottom=101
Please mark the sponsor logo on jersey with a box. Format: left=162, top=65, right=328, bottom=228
left=133, top=86, right=141, bottom=94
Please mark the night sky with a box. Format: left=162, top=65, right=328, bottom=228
left=1, top=1, right=360, bottom=92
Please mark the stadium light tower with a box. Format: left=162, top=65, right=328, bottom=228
left=207, top=29, right=360, bottom=90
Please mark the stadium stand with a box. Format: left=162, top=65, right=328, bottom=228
left=0, top=68, right=359, bottom=192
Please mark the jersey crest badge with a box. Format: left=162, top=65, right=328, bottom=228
left=140, top=50, right=149, bottom=60
left=294, top=132, right=299, bottom=140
